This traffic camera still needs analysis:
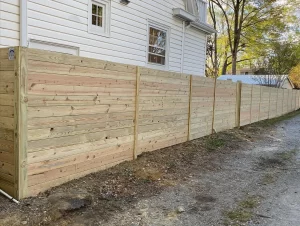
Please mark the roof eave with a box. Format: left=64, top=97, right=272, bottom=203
left=190, top=21, right=217, bottom=34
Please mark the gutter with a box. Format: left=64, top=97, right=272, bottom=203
left=190, top=21, right=217, bottom=34
left=20, top=0, right=28, bottom=47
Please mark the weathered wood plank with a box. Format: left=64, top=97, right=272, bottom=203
left=0, top=94, right=14, bottom=106
left=28, top=104, right=135, bottom=119
left=28, top=120, right=134, bottom=141
left=27, top=48, right=137, bottom=73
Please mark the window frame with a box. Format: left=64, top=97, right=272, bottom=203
left=88, top=0, right=111, bottom=37
left=146, top=20, right=170, bottom=69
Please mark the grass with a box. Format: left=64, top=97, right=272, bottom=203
left=261, top=173, right=277, bottom=185
left=226, top=209, right=252, bottom=222
left=276, top=149, right=298, bottom=161
left=224, top=195, right=263, bottom=225
left=205, top=136, right=225, bottom=151
left=239, top=196, right=261, bottom=209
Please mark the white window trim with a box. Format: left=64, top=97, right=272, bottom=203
left=88, top=0, right=111, bottom=37
left=146, top=20, right=170, bottom=70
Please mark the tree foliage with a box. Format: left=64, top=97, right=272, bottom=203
left=250, top=41, right=300, bottom=87
left=206, top=0, right=300, bottom=76
left=290, top=64, right=300, bottom=89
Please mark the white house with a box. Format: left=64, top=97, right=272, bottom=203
left=0, top=0, right=215, bottom=76
left=218, top=75, right=295, bottom=89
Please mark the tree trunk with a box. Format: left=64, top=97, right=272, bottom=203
left=213, top=32, right=218, bottom=78
left=232, top=54, right=237, bottom=75
left=222, top=58, right=228, bottom=75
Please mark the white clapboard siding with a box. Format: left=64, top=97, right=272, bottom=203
left=0, top=1, right=20, bottom=48
left=183, top=28, right=207, bottom=76
left=0, top=0, right=208, bottom=76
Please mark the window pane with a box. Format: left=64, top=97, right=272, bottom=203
left=92, top=4, right=97, bottom=14
left=149, top=35, right=156, bottom=45
left=149, top=27, right=166, bottom=49
left=98, top=6, right=103, bottom=16
left=98, top=17, right=103, bottom=27
left=92, top=15, right=97, bottom=25
left=149, top=46, right=165, bottom=56
left=148, top=26, right=167, bottom=66
left=148, top=54, right=165, bottom=65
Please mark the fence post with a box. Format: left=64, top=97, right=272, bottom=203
left=275, top=88, right=279, bottom=117
left=211, top=76, right=217, bottom=134
left=235, top=81, right=242, bottom=128
left=282, top=89, right=285, bottom=115
left=133, top=66, right=140, bottom=160
left=267, top=87, right=271, bottom=119
left=187, top=75, right=193, bottom=141
left=250, top=85, right=253, bottom=124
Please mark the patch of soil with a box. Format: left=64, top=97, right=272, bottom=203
left=257, top=157, right=286, bottom=169
left=195, top=195, right=217, bottom=203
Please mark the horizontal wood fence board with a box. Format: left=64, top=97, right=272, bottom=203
left=27, top=137, right=134, bottom=164
left=0, top=47, right=17, bottom=197
left=137, top=68, right=189, bottom=155
left=1, top=47, right=299, bottom=199
left=23, top=49, right=136, bottom=196
left=240, top=84, right=252, bottom=126
left=259, top=87, right=270, bottom=120
left=0, top=71, right=15, bottom=82
left=214, top=81, right=236, bottom=132
left=27, top=159, right=127, bottom=197
left=27, top=112, right=134, bottom=130
left=277, top=89, right=284, bottom=117
left=250, top=86, right=261, bottom=123
left=269, top=88, right=278, bottom=119
left=27, top=49, right=136, bottom=73
left=190, top=76, right=214, bottom=139
left=28, top=60, right=136, bottom=81
left=0, top=82, right=14, bottom=94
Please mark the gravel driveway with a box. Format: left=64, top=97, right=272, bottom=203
left=0, top=111, right=300, bottom=226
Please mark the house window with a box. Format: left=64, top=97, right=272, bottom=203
left=92, top=4, right=103, bottom=27
left=147, top=23, right=169, bottom=67
left=88, top=0, right=110, bottom=36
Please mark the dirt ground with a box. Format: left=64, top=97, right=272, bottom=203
left=1, top=111, right=300, bottom=226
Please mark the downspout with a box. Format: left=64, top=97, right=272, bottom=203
left=20, top=0, right=28, bottom=47
left=181, top=21, right=185, bottom=73
left=0, top=189, right=19, bottom=204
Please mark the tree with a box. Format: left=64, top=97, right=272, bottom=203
left=208, top=0, right=297, bottom=74
left=251, top=41, right=300, bottom=87
left=290, top=64, right=300, bottom=89
left=253, top=41, right=300, bottom=75
left=206, top=1, right=219, bottom=78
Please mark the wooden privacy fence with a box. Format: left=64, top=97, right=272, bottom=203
left=0, top=47, right=300, bottom=199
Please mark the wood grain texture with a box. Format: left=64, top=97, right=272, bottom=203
left=5, top=47, right=299, bottom=199
left=190, top=76, right=214, bottom=139
left=213, top=80, right=237, bottom=132
left=137, top=68, right=189, bottom=155
left=0, top=47, right=16, bottom=197
left=25, top=49, right=136, bottom=196
left=240, top=84, right=252, bottom=126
